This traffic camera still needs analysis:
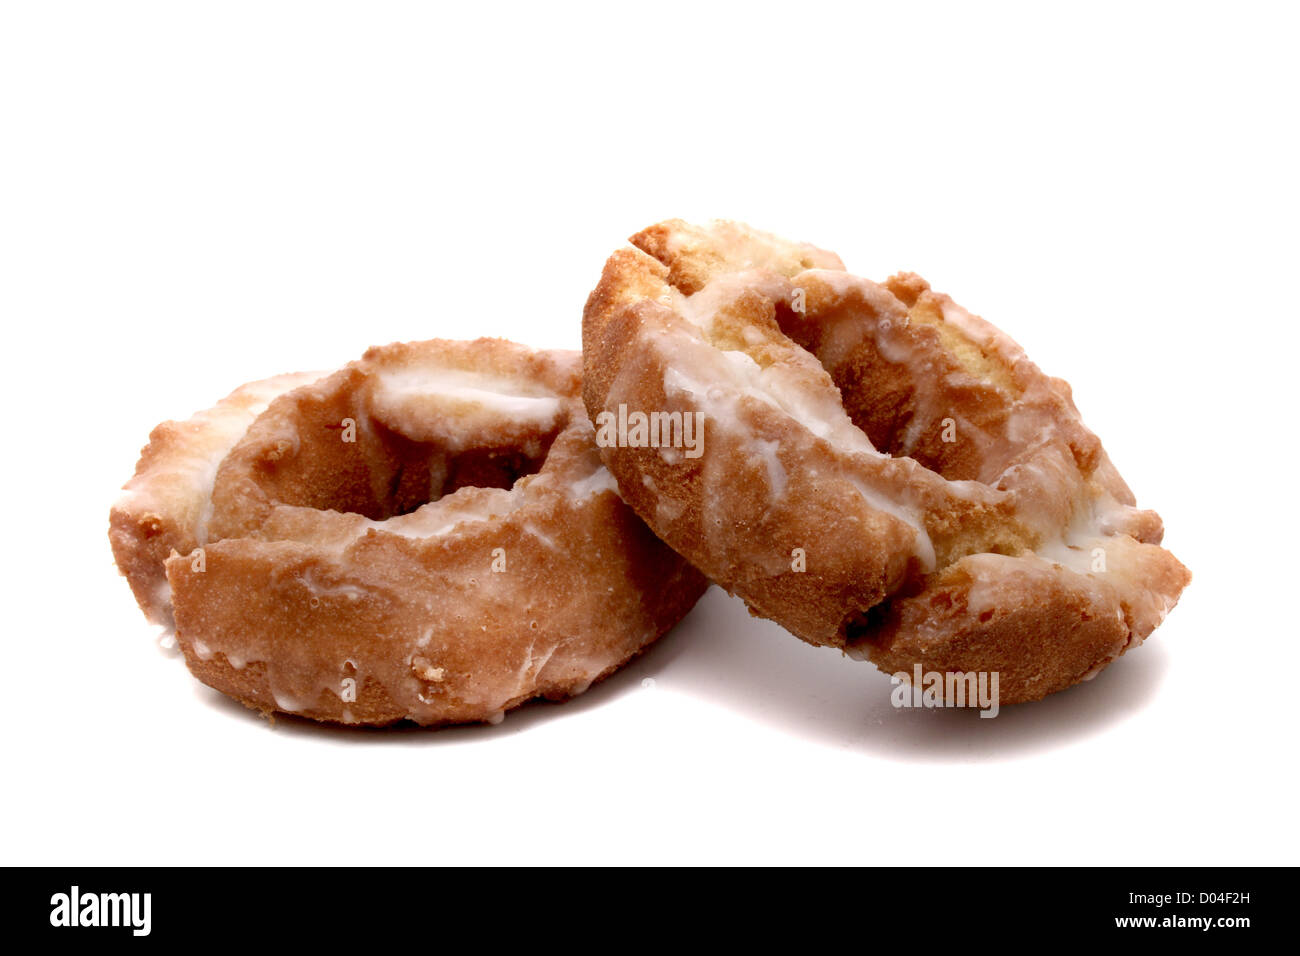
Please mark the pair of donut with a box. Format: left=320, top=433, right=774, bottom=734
left=111, top=219, right=1188, bottom=724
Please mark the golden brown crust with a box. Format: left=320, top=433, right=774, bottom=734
left=112, top=338, right=708, bottom=726
left=583, top=220, right=1190, bottom=704
left=630, top=219, right=844, bottom=295
left=108, top=372, right=325, bottom=624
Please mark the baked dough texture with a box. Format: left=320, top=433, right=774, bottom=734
left=582, top=220, right=1190, bottom=704
left=111, top=338, right=707, bottom=726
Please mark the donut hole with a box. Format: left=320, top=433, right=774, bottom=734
left=373, top=421, right=552, bottom=519
left=242, top=392, right=562, bottom=523
left=774, top=295, right=1014, bottom=484
left=773, top=298, right=929, bottom=459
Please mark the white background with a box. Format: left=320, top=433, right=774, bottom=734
left=2, top=2, right=1296, bottom=865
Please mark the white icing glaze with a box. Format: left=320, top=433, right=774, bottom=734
left=272, top=691, right=302, bottom=714
left=375, top=367, right=563, bottom=427
left=298, top=570, right=370, bottom=601
left=567, top=465, right=620, bottom=499
left=659, top=322, right=936, bottom=569
left=753, top=439, right=786, bottom=498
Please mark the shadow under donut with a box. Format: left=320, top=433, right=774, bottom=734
left=648, top=587, right=1171, bottom=761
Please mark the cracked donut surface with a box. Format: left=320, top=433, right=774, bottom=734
left=110, top=338, right=707, bottom=726
left=582, top=220, right=1190, bottom=704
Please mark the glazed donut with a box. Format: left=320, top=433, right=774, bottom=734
left=111, top=338, right=707, bottom=726
left=582, top=220, right=1190, bottom=704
